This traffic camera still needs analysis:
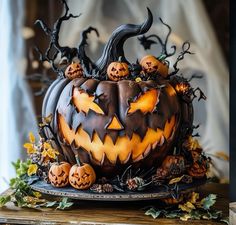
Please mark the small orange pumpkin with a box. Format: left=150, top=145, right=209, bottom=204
left=48, top=162, right=71, bottom=187
left=140, top=55, right=168, bottom=77
left=65, top=62, right=83, bottom=80
left=69, top=155, right=96, bottom=190
left=107, top=57, right=129, bottom=81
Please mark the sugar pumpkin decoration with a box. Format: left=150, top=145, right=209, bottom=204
left=140, top=55, right=168, bottom=78
left=107, top=57, right=129, bottom=81
left=65, top=62, right=83, bottom=80
left=48, top=162, right=71, bottom=187
left=69, top=155, right=96, bottom=190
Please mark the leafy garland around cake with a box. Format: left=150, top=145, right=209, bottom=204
left=0, top=0, right=228, bottom=223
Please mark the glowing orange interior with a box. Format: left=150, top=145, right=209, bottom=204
left=128, top=89, right=159, bottom=114
left=73, top=89, right=104, bottom=115
left=106, top=116, right=123, bottom=130
left=58, top=113, right=176, bottom=165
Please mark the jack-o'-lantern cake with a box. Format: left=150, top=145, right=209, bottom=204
left=33, top=0, right=208, bottom=192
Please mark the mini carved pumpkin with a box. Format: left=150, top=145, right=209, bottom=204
left=42, top=77, right=184, bottom=176
left=187, top=161, right=207, bottom=179
left=161, top=155, right=185, bottom=176
left=140, top=55, right=168, bottom=77
left=48, top=162, right=71, bottom=187
left=69, top=155, right=96, bottom=190
left=65, top=62, right=83, bottom=80
left=107, top=58, right=129, bottom=81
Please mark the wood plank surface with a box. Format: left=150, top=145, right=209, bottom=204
left=0, top=183, right=228, bottom=225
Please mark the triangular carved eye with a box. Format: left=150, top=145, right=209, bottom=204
left=106, top=115, right=124, bottom=130
left=128, top=89, right=159, bottom=115
left=73, top=89, right=104, bottom=115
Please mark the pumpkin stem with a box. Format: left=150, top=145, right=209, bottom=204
left=118, top=56, right=122, bottom=62
left=75, top=154, right=82, bottom=166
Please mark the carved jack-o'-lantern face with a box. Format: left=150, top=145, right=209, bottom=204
left=107, top=61, right=129, bottom=81
left=48, top=162, right=71, bottom=187
left=69, top=161, right=96, bottom=190
left=42, top=77, right=181, bottom=175
left=140, top=55, right=168, bottom=78
left=65, top=62, right=83, bottom=80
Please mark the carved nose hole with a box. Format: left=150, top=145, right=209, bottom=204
left=106, top=115, right=124, bottom=130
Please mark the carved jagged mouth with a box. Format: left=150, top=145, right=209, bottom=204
left=70, top=181, right=91, bottom=187
left=51, top=178, right=68, bottom=186
left=110, top=73, right=128, bottom=79
left=58, top=114, right=176, bottom=165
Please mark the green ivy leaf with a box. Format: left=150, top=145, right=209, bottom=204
left=56, top=198, right=74, bottom=210
left=45, top=201, right=58, bottom=208
left=0, top=195, right=11, bottom=207
left=145, top=208, right=162, bottom=219
left=201, top=194, right=217, bottom=210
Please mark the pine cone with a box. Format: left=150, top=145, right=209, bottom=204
left=102, top=184, right=113, bottom=193
left=90, top=184, right=103, bottom=193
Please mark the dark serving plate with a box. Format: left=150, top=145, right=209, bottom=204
left=31, top=178, right=207, bottom=202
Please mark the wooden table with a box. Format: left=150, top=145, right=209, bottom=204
left=0, top=183, right=228, bottom=225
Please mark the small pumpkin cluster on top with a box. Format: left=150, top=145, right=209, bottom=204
left=64, top=55, right=169, bottom=82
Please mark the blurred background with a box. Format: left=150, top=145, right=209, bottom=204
left=0, top=0, right=229, bottom=193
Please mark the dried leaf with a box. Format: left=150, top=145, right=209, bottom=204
left=179, top=201, right=195, bottom=213
left=27, top=164, right=38, bottom=176
left=180, top=213, right=191, bottom=221
left=169, top=175, right=184, bottom=185
left=29, top=132, right=35, bottom=143
left=189, top=192, right=199, bottom=204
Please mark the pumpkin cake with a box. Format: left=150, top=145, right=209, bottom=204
left=33, top=0, right=208, bottom=193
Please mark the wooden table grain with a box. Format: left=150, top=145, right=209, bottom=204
left=0, top=183, right=228, bottom=225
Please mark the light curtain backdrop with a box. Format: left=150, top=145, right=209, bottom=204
left=0, top=0, right=228, bottom=192
left=0, top=0, right=38, bottom=192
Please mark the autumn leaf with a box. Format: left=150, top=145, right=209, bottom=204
left=179, top=201, right=195, bottom=213
left=43, top=142, right=52, bottom=150
left=27, top=164, right=38, bottom=176
left=33, top=191, right=42, bottom=198
left=135, top=77, right=142, bottom=83
left=29, top=132, right=35, bottom=143
left=23, top=143, right=37, bottom=155
left=189, top=192, right=199, bottom=204
left=180, top=213, right=191, bottom=221
left=169, top=175, right=184, bottom=185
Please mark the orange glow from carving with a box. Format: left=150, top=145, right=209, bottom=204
left=73, top=89, right=104, bottom=115
left=128, top=89, right=159, bottom=114
left=58, top=113, right=176, bottom=165
left=106, top=116, right=123, bottom=130
left=175, top=83, right=189, bottom=94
